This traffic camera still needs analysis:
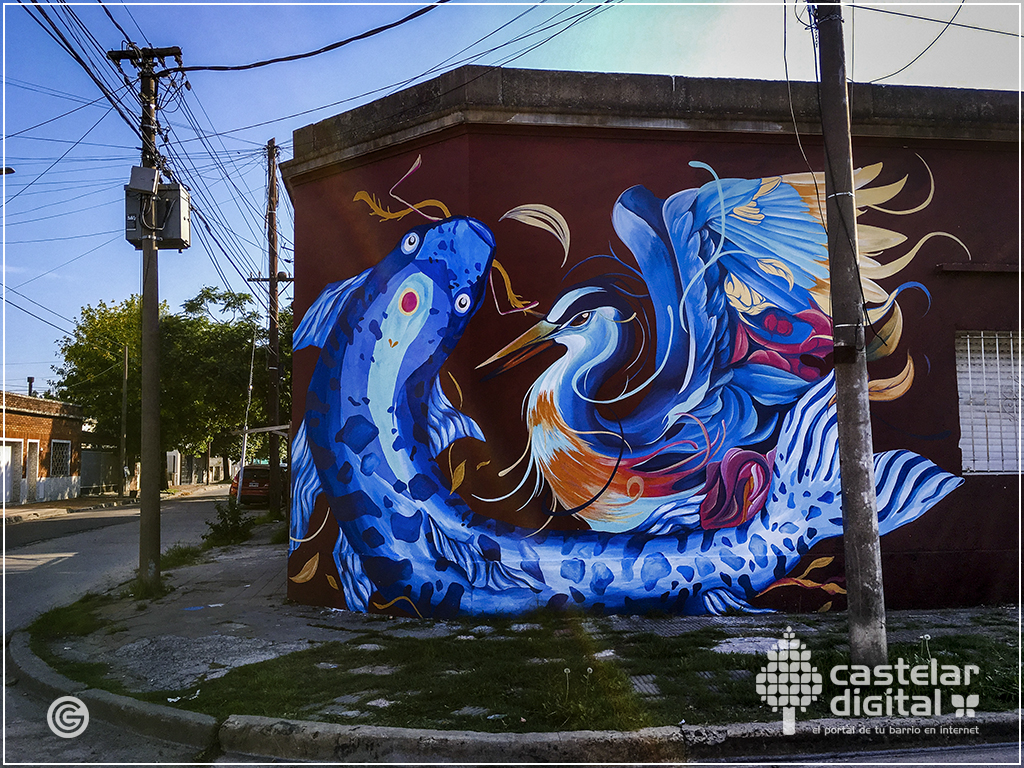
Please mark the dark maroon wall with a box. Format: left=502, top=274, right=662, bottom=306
left=287, top=123, right=1018, bottom=610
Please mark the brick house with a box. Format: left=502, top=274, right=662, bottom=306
left=2, top=392, right=85, bottom=504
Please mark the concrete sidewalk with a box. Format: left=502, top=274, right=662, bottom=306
left=6, top=523, right=1020, bottom=763
left=2, top=484, right=212, bottom=524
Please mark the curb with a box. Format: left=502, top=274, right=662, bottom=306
left=5, top=631, right=218, bottom=751
left=219, top=718, right=690, bottom=762
left=4, top=485, right=211, bottom=525
left=8, top=628, right=1021, bottom=762
left=678, top=712, right=1022, bottom=759
left=217, top=712, right=1022, bottom=763
left=4, top=500, right=139, bottom=526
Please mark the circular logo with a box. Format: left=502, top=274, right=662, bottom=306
left=47, top=696, right=89, bottom=738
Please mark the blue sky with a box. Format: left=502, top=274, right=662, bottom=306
left=2, top=2, right=1020, bottom=397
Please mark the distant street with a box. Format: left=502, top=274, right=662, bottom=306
left=3, top=486, right=228, bottom=764
left=5, top=505, right=141, bottom=550
left=4, top=485, right=226, bottom=631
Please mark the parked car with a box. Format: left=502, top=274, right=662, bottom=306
left=229, top=465, right=288, bottom=505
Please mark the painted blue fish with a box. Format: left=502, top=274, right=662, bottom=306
left=290, top=216, right=962, bottom=617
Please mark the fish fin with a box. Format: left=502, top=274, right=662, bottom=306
left=424, top=516, right=535, bottom=591
left=702, top=587, right=773, bottom=615
left=331, top=529, right=374, bottom=612
left=427, top=378, right=484, bottom=456
left=293, top=270, right=371, bottom=350
left=770, top=371, right=962, bottom=539
left=289, top=425, right=375, bottom=610
left=874, top=450, right=963, bottom=535
left=637, top=497, right=703, bottom=535
left=289, top=419, right=321, bottom=555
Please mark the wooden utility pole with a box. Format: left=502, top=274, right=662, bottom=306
left=812, top=3, right=887, bottom=668
left=267, top=138, right=282, bottom=517
left=108, top=45, right=182, bottom=593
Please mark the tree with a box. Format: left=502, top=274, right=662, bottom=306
left=51, top=288, right=291, bottom=472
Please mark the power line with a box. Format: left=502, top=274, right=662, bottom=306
left=12, top=233, right=122, bottom=287
left=5, top=285, right=78, bottom=325
left=172, top=1, right=607, bottom=142
left=4, top=194, right=121, bottom=226
left=6, top=229, right=120, bottom=244
left=160, top=0, right=453, bottom=75
left=96, top=0, right=133, bottom=44
left=867, top=1, right=966, bottom=84
left=7, top=135, right=137, bottom=150
left=5, top=93, right=109, bottom=138
left=5, top=297, right=76, bottom=337
left=19, top=0, right=141, bottom=138
left=2, top=106, right=115, bottom=206
left=849, top=4, right=1020, bottom=38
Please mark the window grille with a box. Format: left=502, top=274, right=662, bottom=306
left=50, top=440, right=71, bottom=478
left=955, top=331, right=1021, bottom=474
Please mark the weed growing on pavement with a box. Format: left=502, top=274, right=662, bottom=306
left=121, top=574, right=173, bottom=600
left=161, top=542, right=206, bottom=569
left=269, top=524, right=289, bottom=546
left=202, top=497, right=256, bottom=547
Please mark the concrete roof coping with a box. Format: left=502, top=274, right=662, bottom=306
left=282, top=65, right=1017, bottom=183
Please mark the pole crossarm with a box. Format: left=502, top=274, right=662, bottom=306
left=230, top=424, right=290, bottom=437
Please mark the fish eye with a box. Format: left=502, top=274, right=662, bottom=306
left=401, top=231, right=421, bottom=254
left=567, top=311, right=591, bottom=328
left=453, top=292, right=472, bottom=315
left=399, top=289, right=419, bottom=315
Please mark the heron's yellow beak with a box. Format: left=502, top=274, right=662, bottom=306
left=476, top=319, right=559, bottom=373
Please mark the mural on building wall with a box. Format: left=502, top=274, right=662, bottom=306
left=289, top=158, right=964, bottom=617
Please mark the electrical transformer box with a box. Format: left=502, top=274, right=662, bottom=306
left=157, top=183, right=190, bottom=250
left=124, top=182, right=191, bottom=251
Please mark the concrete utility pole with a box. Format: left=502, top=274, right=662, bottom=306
left=119, top=344, right=128, bottom=500
left=267, top=138, right=282, bottom=518
left=811, top=3, right=887, bottom=668
left=107, top=45, right=182, bottom=593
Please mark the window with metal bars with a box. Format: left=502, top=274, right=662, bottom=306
left=50, top=440, right=71, bottom=478
left=954, top=331, right=1021, bottom=474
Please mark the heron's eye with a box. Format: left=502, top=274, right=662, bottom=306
left=453, top=292, right=472, bottom=315
left=401, top=232, right=421, bottom=254
left=400, top=289, right=419, bottom=315
left=568, top=311, right=591, bottom=328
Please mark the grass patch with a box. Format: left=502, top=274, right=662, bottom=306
left=610, top=627, right=769, bottom=725
left=29, top=592, right=110, bottom=641
left=27, top=593, right=129, bottom=696
left=157, top=613, right=651, bottom=733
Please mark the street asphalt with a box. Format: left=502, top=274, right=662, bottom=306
left=3, top=489, right=1020, bottom=764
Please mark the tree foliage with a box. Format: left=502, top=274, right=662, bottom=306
left=52, top=288, right=292, bottom=464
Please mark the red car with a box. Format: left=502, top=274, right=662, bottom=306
left=229, top=465, right=287, bottom=505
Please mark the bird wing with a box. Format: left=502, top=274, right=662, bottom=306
left=692, top=175, right=829, bottom=318
left=610, top=174, right=832, bottom=443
